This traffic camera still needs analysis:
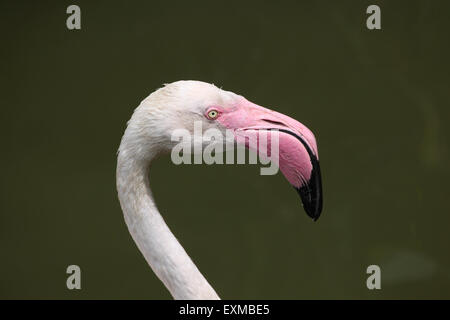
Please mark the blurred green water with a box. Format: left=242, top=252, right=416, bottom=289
left=0, top=0, right=449, bottom=299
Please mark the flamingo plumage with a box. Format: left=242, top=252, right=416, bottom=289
left=116, top=80, right=322, bottom=299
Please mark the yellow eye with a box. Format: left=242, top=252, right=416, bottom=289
left=207, top=109, right=219, bottom=119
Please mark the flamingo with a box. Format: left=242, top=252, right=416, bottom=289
left=116, top=80, right=323, bottom=299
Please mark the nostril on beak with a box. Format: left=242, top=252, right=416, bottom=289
left=261, top=119, right=286, bottom=127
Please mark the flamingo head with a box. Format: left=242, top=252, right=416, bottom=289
left=130, top=80, right=323, bottom=220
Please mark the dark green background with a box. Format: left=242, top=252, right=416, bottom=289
left=1, top=0, right=449, bottom=299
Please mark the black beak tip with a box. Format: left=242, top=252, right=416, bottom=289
left=296, top=185, right=322, bottom=221
left=295, top=158, right=323, bottom=221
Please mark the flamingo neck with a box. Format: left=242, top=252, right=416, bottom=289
left=116, top=148, right=219, bottom=300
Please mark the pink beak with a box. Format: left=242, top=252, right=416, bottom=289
left=218, top=99, right=323, bottom=220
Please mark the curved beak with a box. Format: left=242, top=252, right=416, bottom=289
left=279, top=129, right=323, bottom=221
left=220, top=100, right=323, bottom=220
